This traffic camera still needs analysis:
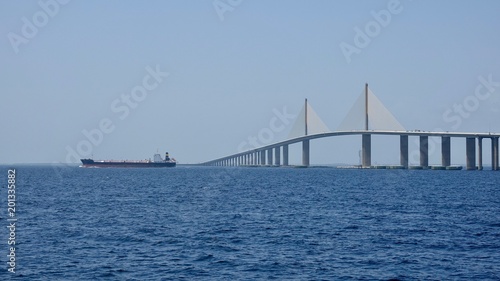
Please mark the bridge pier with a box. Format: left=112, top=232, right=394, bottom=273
left=466, top=137, right=476, bottom=170
left=492, top=137, right=499, bottom=170
left=283, top=145, right=289, bottom=166
left=442, top=136, right=451, bottom=167
left=478, top=137, right=483, bottom=170
left=259, top=150, right=265, bottom=165
left=362, top=134, right=371, bottom=167
left=267, top=149, right=273, bottom=165
left=420, top=136, right=429, bottom=168
left=302, top=140, right=310, bottom=167
left=400, top=135, right=408, bottom=168
left=274, top=147, right=281, bottom=166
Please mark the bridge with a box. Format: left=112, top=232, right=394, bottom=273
left=201, top=84, right=500, bottom=170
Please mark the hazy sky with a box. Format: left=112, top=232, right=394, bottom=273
left=2, top=0, right=500, bottom=165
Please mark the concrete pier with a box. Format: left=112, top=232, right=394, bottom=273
left=362, top=134, right=371, bottom=167
left=478, top=137, right=483, bottom=170
left=400, top=135, right=408, bottom=168
left=302, top=140, right=310, bottom=167
left=492, top=137, right=499, bottom=170
left=420, top=136, right=429, bottom=168
left=260, top=150, right=265, bottom=165
left=267, top=149, right=273, bottom=165
left=442, top=136, right=451, bottom=167
left=466, top=137, right=476, bottom=170
left=283, top=145, right=289, bottom=166
left=274, top=147, right=281, bottom=166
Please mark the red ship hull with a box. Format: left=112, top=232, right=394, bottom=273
left=80, top=159, right=176, bottom=168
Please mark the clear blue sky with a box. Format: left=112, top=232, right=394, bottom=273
left=2, top=0, right=500, bottom=165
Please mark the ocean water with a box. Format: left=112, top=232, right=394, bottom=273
left=1, top=165, right=500, bottom=280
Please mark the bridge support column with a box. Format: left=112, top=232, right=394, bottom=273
left=492, top=137, right=499, bottom=170
left=274, top=147, right=281, bottom=166
left=302, top=140, right=310, bottom=167
left=420, top=136, right=429, bottom=168
left=442, top=136, right=451, bottom=167
left=283, top=145, right=289, bottom=166
left=400, top=135, right=408, bottom=168
left=260, top=150, right=266, bottom=166
left=478, top=137, right=483, bottom=170
left=466, top=137, right=476, bottom=170
left=267, top=149, right=273, bottom=166
left=362, top=134, right=371, bottom=167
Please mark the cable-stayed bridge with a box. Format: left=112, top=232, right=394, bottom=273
left=201, top=84, right=500, bottom=170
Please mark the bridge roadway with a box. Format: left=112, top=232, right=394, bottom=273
left=201, top=130, right=500, bottom=170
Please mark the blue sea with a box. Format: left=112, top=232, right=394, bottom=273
left=1, top=165, right=500, bottom=280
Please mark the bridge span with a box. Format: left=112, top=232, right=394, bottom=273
left=201, top=84, right=500, bottom=170
left=201, top=130, right=500, bottom=170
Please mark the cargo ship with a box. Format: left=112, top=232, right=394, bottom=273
left=80, top=152, right=176, bottom=168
